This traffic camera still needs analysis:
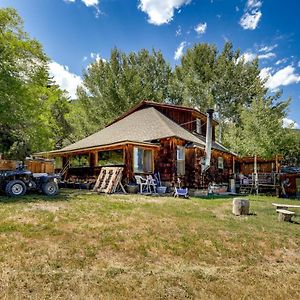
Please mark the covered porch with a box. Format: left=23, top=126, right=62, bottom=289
left=36, top=141, right=159, bottom=188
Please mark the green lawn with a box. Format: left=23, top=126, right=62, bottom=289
left=0, top=190, right=299, bottom=299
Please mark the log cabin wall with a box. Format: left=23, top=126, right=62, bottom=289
left=147, top=105, right=216, bottom=141
left=154, top=137, right=189, bottom=186
left=185, top=147, right=201, bottom=188
left=206, top=150, right=234, bottom=185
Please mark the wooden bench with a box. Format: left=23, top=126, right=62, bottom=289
left=272, top=203, right=300, bottom=210
left=276, top=209, right=295, bottom=222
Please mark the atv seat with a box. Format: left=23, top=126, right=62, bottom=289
left=32, top=173, right=48, bottom=178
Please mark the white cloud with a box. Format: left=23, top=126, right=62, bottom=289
left=239, top=0, right=262, bottom=30
left=90, top=52, right=106, bottom=63
left=258, top=52, right=276, bottom=60
left=174, top=41, right=186, bottom=60
left=48, top=61, right=82, bottom=99
left=258, top=44, right=277, bottom=53
left=138, top=0, right=191, bottom=25
left=176, top=25, right=182, bottom=36
left=240, top=52, right=257, bottom=63
left=81, top=0, right=98, bottom=6
left=64, top=0, right=100, bottom=16
left=65, top=0, right=99, bottom=6
left=275, top=58, right=288, bottom=65
left=194, top=22, right=207, bottom=35
left=239, top=51, right=275, bottom=63
left=283, top=118, right=299, bottom=129
left=260, top=65, right=300, bottom=90
left=259, top=67, right=272, bottom=81
left=298, top=61, right=300, bottom=68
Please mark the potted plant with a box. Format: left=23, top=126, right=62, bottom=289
left=126, top=182, right=139, bottom=194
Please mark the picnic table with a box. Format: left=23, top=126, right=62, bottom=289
left=272, top=203, right=300, bottom=210
left=272, top=203, right=300, bottom=222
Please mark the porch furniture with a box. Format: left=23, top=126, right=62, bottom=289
left=174, top=187, right=189, bottom=198
left=146, top=175, right=157, bottom=193
left=272, top=203, right=300, bottom=210
left=135, top=175, right=149, bottom=194
left=276, top=209, right=295, bottom=222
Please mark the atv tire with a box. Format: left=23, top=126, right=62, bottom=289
left=5, top=180, right=27, bottom=197
left=42, top=182, right=59, bottom=196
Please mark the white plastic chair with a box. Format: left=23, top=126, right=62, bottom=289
left=135, top=175, right=148, bottom=194
left=147, top=175, right=157, bottom=193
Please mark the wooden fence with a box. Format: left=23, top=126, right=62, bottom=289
left=0, top=158, right=55, bottom=174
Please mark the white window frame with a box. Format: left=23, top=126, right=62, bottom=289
left=177, top=146, right=186, bottom=176
left=218, top=157, right=224, bottom=169
left=133, top=147, right=153, bottom=173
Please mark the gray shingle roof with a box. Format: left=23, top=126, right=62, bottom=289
left=60, top=107, right=206, bottom=152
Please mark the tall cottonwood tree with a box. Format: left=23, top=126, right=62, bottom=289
left=222, top=98, right=292, bottom=158
left=0, top=8, right=72, bottom=158
left=71, top=48, right=172, bottom=139
left=170, top=42, right=270, bottom=141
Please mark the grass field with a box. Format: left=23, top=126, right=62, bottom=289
left=0, top=190, right=299, bottom=299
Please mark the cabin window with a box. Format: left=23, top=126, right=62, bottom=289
left=133, top=147, right=153, bottom=173
left=177, top=146, right=185, bottom=175
left=55, top=157, right=63, bottom=169
left=218, top=157, right=224, bottom=169
left=196, top=118, right=202, bottom=134
left=69, top=154, right=90, bottom=168
left=98, top=149, right=123, bottom=166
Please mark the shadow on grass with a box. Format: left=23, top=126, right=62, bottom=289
left=194, top=194, right=237, bottom=200
left=0, top=189, right=81, bottom=204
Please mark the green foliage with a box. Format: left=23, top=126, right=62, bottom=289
left=0, top=7, right=298, bottom=162
left=223, top=98, right=291, bottom=158
left=170, top=42, right=267, bottom=120
left=282, top=129, right=300, bottom=165
left=0, top=8, right=72, bottom=159
left=69, top=48, right=172, bottom=139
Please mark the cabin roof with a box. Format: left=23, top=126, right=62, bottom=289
left=108, top=100, right=219, bottom=127
left=55, top=107, right=206, bottom=153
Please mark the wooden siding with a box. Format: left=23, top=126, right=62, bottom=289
left=237, top=157, right=281, bottom=175
left=155, top=137, right=185, bottom=184
left=0, top=159, right=54, bottom=173
left=153, top=106, right=216, bottom=140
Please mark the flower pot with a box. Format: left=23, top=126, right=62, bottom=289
left=157, top=186, right=167, bottom=194
left=126, top=184, right=139, bottom=194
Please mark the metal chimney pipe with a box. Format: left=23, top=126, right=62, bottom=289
left=202, top=108, right=214, bottom=172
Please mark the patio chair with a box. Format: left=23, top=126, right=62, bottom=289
left=147, top=175, right=157, bottom=193
left=134, top=175, right=148, bottom=194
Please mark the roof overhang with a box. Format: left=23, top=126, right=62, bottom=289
left=35, top=140, right=160, bottom=157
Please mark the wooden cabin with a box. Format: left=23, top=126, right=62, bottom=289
left=36, top=101, right=236, bottom=188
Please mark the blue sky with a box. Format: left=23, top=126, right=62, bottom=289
left=1, top=0, right=300, bottom=127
